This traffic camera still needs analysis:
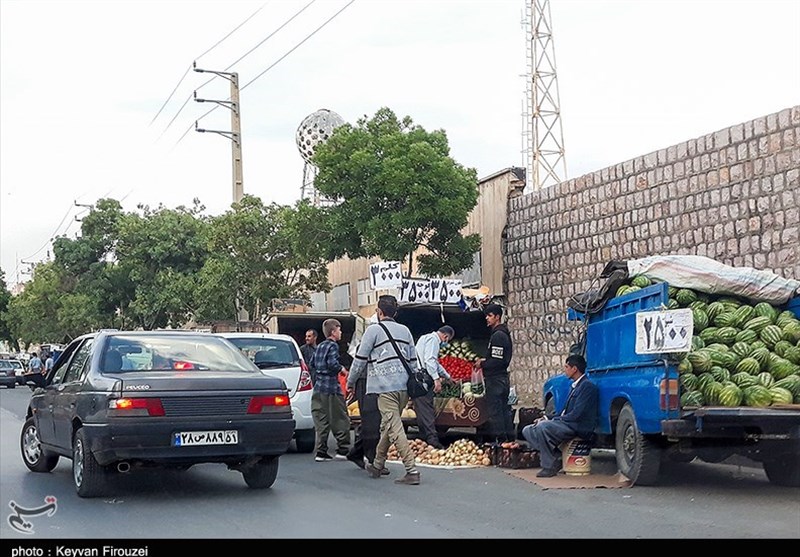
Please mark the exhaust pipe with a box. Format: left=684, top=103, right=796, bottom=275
left=117, top=461, right=131, bottom=473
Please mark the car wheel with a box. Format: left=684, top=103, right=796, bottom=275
left=73, top=428, right=108, bottom=498
left=615, top=403, right=661, bottom=486
left=242, top=456, right=279, bottom=489
left=20, top=417, right=59, bottom=472
left=294, top=430, right=316, bottom=454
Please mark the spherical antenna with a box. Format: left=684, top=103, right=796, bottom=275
left=296, top=109, right=345, bottom=164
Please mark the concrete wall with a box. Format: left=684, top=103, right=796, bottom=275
left=505, top=105, right=800, bottom=407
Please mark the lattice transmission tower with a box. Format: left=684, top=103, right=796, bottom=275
left=522, top=0, right=567, bottom=190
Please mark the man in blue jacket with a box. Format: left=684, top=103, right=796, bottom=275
left=522, top=354, right=599, bottom=477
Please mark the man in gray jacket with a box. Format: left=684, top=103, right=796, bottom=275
left=347, top=295, right=421, bottom=485
left=414, top=325, right=454, bottom=449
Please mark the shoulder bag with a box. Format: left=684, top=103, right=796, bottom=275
left=377, top=322, right=433, bottom=399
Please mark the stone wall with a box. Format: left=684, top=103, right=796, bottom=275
left=505, top=105, right=800, bottom=407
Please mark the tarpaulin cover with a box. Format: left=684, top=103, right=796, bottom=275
left=627, top=255, right=800, bottom=305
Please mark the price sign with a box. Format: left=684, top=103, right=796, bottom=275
left=635, top=308, right=694, bottom=354
left=369, top=261, right=402, bottom=290
left=398, top=278, right=431, bottom=303
left=428, top=278, right=463, bottom=304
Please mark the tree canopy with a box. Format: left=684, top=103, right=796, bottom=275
left=312, top=106, right=481, bottom=277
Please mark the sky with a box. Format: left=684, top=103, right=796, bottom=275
left=1, top=0, right=799, bottom=289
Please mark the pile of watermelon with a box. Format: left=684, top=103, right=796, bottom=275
left=618, top=275, right=800, bottom=407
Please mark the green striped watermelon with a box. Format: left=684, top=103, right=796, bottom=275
left=773, top=375, right=800, bottom=398
left=759, top=325, right=784, bottom=348
left=681, top=390, right=705, bottom=407
left=718, top=383, right=743, bottom=407
left=769, top=386, right=794, bottom=405
left=744, top=316, right=773, bottom=333
left=734, top=357, right=761, bottom=376
left=716, top=327, right=739, bottom=345
left=735, top=329, right=758, bottom=344
left=753, top=302, right=778, bottom=323
left=756, top=372, right=775, bottom=389
left=710, top=366, right=731, bottom=383
left=731, top=372, right=759, bottom=389
left=730, top=342, right=752, bottom=359
left=742, top=385, right=772, bottom=407
left=675, top=289, right=698, bottom=307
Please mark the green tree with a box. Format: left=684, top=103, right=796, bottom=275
left=195, top=195, right=330, bottom=322
left=53, top=198, right=133, bottom=330
left=0, top=271, right=18, bottom=351
left=6, top=262, right=95, bottom=345
left=115, top=200, right=210, bottom=329
left=312, top=106, right=481, bottom=277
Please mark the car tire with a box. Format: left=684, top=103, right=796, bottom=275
left=20, top=417, right=59, bottom=472
left=73, top=428, right=108, bottom=498
left=294, top=430, right=316, bottom=454
left=242, top=456, right=279, bottom=489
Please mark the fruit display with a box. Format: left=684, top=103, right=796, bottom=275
left=387, top=438, right=491, bottom=467
left=618, top=275, right=800, bottom=407
left=439, top=339, right=479, bottom=381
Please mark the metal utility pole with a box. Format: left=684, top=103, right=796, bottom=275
left=523, top=0, right=567, bottom=190
left=193, top=63, right=244, bottom=204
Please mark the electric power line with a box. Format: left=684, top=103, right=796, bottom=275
left=150, top=1, right=270, bottom=127
left=159, top=0, right=316, bottom=140
left=172, top=0, right=356, bottom=148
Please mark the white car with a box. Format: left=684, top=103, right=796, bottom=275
left=217, top=332, right=315, bottom=453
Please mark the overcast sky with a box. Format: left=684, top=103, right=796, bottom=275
left=2, top=0, right=798, bottom=288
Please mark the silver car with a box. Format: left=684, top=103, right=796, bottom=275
left=216, top=332, right=315, bottom=453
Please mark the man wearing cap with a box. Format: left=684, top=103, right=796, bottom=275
left=474, top=304, right=515, bottom=444
left=414, top=325, right=455, bottom=449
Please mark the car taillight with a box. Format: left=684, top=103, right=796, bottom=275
left=660, top=379, right=679, bottom=411
left=173, top=361, right=194, bottom=370
left=247, top=395, right=290, bottom=413
left=108, top=398, right=165, bottom=416
left=297, top=361, right=313, bottom=392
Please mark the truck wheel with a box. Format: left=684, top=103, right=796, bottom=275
left=20, top=417, right=59, bottom=472
left=615, top=403, right=661, bottom=485
left=763, top=454, right=800, bottom=487
left=73, top=428, right=108, bottom=498
left=242, top=456, right=279, bottom=489
left=294, top=430, right=316, bottom=454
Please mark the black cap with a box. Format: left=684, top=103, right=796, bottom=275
left=484, top=303, right=503, bottom=317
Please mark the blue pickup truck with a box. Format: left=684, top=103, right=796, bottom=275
left=543, top=282, right=800, bottom=486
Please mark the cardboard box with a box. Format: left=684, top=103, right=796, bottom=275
left=497, top=446, right=540, bottom=469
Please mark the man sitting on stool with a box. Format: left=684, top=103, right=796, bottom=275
left=522, top=354, right=598, bottom=477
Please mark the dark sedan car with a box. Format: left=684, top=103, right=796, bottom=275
left=21, top=330, right=295, bottom=498
left=0, top=359, right=17, bottom=388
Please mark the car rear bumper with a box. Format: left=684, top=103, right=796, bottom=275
left=82, top=416, right=295, bottom=466
left=291, top=390, right=314, bottom=430
left=0, top=376, right=16, bottom=387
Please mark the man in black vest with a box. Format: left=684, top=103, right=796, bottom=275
left=522, top=354, right=599, bottom=477
left=475, top=304, right=515, bottom=444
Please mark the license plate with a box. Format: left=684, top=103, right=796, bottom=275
left=173, top=430, right=238, bottom=446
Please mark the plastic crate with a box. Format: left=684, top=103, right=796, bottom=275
left=497, top=446, right=540, bottom=469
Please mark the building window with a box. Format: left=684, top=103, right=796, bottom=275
left=330, top=283, right=351, bottom=311
left=357, top=278, right=376, bottom=307
left=310, top=291, right=327, bottom=311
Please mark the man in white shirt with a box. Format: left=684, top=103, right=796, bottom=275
left=414, top=325, right=455, bottom=449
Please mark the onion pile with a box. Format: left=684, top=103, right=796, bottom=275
left=387, top=438, right=491, bottom=467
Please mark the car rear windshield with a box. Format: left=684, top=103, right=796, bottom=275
left=225, top=338, right=301, bottom=369
left=102, top=334, right=257, bottom=373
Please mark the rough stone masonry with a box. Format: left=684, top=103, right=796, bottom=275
left=505, top=105, right=800, bottom=408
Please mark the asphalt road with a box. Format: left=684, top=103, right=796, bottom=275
left=1, top=387, right=798, bottom=542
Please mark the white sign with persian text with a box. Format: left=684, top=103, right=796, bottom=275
left=369, top=261, right=403, bottom=290
left=428, top=279, right=463, bottom=304
left=635, top=308, right=694, bottom=354
left=398, top=278, right=431, bottom=303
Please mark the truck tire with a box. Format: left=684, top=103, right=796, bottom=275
left=763, top=454, right=800, bottom=487
left=615, top=403, right=661, bottom=486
